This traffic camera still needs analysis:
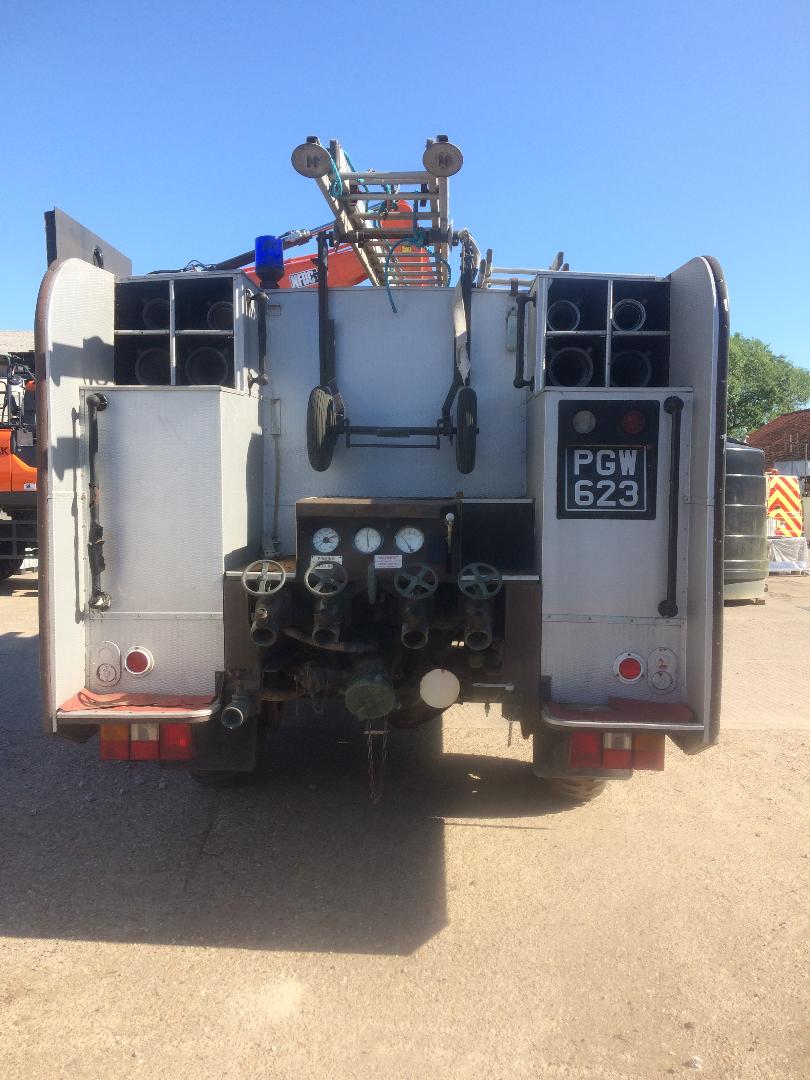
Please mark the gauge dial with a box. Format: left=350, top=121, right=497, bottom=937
left=395, top=526, right=425, bottom=554
left=354, top=526, right=383, bottom=554
left=312, top=526, right=340, bottom=554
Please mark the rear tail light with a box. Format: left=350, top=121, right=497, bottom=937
left=568, top=731, right=663, bottom=772
left=130, top=722, right=160, bottom=761
left=99, top=722, right=192, bottom=762
left=160, top=723, right=193, bottom=761
left=602, top=732, right=632, bottom=769
left=632, top=732, right=665, bottom=770
left=569, top=730, right=602, bottom=767
left=99, top=722, right=130, bottom=761
left=124, top=647, right=154, bottom=676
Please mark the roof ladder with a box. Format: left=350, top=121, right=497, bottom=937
left=290, top=135, right=463, bottom=290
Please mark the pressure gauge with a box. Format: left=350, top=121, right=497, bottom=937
left=312, top=526, right=340, bottom=554
left=354, top=526, right=383, bottom=554
left=395, top=526, right=425, bottom=554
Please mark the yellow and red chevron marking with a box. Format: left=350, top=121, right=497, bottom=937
left=766, top=474, right=803, bottom=537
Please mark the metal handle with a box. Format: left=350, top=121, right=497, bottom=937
left=86, top=393, right=110, bottom=611
left=658, top=396, right=684, bottom=618
left=317, top=232, right=336, bottom=386
left=513, top=294, right=536, bottom=389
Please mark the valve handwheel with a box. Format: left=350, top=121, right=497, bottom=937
left=394, top=563, right=439, bottom=600
left=458, top=562, right=502, bottom=599
left=304, top=560, right=349, bottom=596
left=241, top=559, right=287, bottom=596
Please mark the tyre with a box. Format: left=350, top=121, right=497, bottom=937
left=544, top=777, right=607, bottom=803
left=0, top=558, right=23, bottom=582
left=455, top=385, right=478, bottom=474
left=306, top=385, right=338, bottom=472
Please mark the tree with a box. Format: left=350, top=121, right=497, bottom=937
left=726, top=333, right=810, bottom=438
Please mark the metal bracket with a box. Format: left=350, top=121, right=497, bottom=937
left=345, top=424, right=443, bottom=451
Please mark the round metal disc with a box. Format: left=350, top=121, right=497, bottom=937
left=291, top=142, right=333, bottom=178
left=422, top=140, right=463, bottom=177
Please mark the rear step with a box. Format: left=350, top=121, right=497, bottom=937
left=56, top=690, right=215, bottom=723
left=542, top=696, right=701, bottom=733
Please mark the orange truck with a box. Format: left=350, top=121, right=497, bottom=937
left=0, top=352, right=37, bottom=578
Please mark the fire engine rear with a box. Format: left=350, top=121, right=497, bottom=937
left=36, top=137, right=727, bottom=801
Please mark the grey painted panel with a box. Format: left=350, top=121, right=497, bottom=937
left=264, top=287, right=527, bottom=553
left=41, top=260, right=115, bottom=720
left=533, top=387, right=691, bottom=708
left=86, top=616, right=222, bottom=696
left=541, top=619, right=683, bottom=706
left=535, top=388, right=692, bottom=619
left=89, top=388, right=224, bottom=613
left=219, top=390, right=263, bottom=568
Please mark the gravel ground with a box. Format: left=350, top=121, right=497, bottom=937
left=0, top=570, right=808, bottom=1079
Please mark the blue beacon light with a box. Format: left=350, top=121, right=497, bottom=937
left=254, top=235, right=284, bottom=288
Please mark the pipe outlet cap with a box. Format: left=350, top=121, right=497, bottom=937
left=419, top=668, right=461, bottom=710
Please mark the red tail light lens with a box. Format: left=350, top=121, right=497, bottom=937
left=620, top=409, right=646, bottom=435
left=130, top=722, right=160, bottom=761
left=99, top=721, right=193, bottom=762
left=160, top=723, right=193, bottom=761
left=569, top=730, right=602, bottom=767
left=633, top=732, right=665, bottom=770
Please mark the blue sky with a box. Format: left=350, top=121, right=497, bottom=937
left=2, top=1, right=808, bottom=369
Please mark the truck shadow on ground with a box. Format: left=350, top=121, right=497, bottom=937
left=0, top=626, right=571, bottom=957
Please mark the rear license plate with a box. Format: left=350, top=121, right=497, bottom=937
left=563, top=446, right=647, bottom=514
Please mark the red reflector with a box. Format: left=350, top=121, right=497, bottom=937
left=620, top=409, right=646, bottom=435
left=617, top=656, right=643, bottom=681
left=130, top=740, right=160, bottom=761
left=569, top=730, right=602, bottom=767
left=160, top=722, right=193, bottom=761
left=124, top=647, right=153, bottom=676
left=633, top=732, right=666, bottom=770
left=99, top=723, right=130, bottom=761
left=603, top=747, right=632, bottom=769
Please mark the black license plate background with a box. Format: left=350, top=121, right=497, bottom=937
left=556, top=400, right=659, bottom=520
left=563, top=446, right=647, bottom=514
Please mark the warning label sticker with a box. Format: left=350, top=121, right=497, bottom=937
left=310, top=554, right=343, bottom=567
left=374, top=554, right=402, bottom=569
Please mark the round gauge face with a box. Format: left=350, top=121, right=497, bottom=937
left=353, top=526, right=383, bottom=554
left=312, top=526, right=340, bottom=554
left=395, top=526, right=425, bottom=554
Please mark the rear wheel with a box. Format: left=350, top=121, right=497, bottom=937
left=455, top=385, right=478, bottom=474
left=544, top=777, right=607, bottom=803
left=306, top=385, right=339, bottom=472
left=0, top=558, right=23, bottom=582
